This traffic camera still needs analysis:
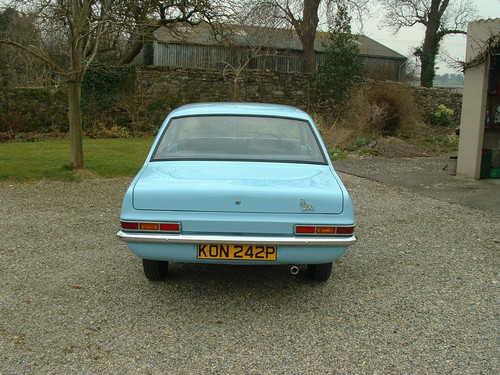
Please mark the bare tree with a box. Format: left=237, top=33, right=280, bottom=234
left=0, top=8, right=49, bottom=87
left=220, top=27, right=279, bottom=100
left=118, top=0, right=233, bottom=65
left=0, top=0, right=115, bottom=169
left=214, top=7, right=283, bottom=100
left=379, top=0, right=478, bottom=87
left=245, top=0, right=370, bottom=73
left=0, top=0, right=230, bottom=169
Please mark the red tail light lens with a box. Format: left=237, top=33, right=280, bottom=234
left=160, top=223, right=181, bottom=232
left=121, top=221, right=181, bottom=233
left=121, top=221, right=139, bottom=230
left=295, top=225, right=355, bottom=235
left=337, top=226, right=355, bottom=235
left=295, top=226, right=316, bottom=234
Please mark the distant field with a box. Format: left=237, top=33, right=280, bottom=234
left=0, top=138, right=154, bottom=182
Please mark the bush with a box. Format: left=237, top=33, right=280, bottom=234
left=431, top=104, right=454, bottom=127
left=315, top=5, right=365, bottom=105
left=0, top=88, right=67, bottom=133
left=316, top=81, right=421, bottom=152
left=362, top=81, right=420, bottom=136
left=96, top=124, right=131, bottom=139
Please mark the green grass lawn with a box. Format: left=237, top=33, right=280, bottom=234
left=0, top=138, right=154, bottom=182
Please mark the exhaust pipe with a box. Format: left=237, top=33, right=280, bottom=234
left=290, top=265, right=299, bottom=275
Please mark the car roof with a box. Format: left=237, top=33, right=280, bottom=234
left=168, top=102, right=312, bottom=121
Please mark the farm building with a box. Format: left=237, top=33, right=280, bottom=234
left=146, top=22, right=407, bottom=82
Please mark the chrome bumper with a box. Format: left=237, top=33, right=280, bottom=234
left=117, top=230, right=357, bottom=247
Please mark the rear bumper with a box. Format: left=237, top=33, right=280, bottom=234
left=117, top=230, right=357, bottom=247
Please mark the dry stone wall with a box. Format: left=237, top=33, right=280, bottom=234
left=412, top=86, right=463, bottom=124
left=135, top=66, right=319, bottom=109
left=135, top=67, right=462, bottom=121
left=0, top=66, right=462, bottom=134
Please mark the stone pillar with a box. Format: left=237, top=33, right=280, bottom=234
left=457, top=19, right=500, bottom=179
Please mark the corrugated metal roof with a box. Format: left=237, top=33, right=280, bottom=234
left=469, top=18, right=500, bottom=25
left=154, top=22, right=406, bottom=60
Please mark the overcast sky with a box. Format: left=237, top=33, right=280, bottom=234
left=352, top=0, right=500, bottom=75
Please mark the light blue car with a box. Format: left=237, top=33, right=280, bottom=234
left=118, top=103, right=356, bottom=281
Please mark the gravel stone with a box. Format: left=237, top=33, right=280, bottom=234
left=0, top=175, right=498, bottom=374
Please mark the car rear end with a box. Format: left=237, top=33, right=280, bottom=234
left=117, top=103, right=356, bottom=281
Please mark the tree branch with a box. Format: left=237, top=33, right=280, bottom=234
left=439, top=28, right=467, bottom=38
left=0, top=39, right=66, bottom=76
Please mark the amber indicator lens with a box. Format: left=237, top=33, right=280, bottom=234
left=316, top=226, right=335, bottom=234
left=139, top=223, right=159, bottom=231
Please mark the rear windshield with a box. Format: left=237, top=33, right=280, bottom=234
left=152, top=115, right=327, bottom=164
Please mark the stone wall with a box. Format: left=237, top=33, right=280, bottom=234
left=412, top=85, right=463, bottom=124
left=134, top=66, right=319, bottom=109
left=135, top=66, right=462, bottom=122
left=0, top=66, right=463, bottom=134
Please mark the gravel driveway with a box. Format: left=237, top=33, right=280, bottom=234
left=1, top=174, right=498, bottom=374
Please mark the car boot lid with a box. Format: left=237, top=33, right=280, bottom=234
left=132, top=161, right=345, bottom=214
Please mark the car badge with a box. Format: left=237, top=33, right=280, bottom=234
left=300, top=199, right=314, bottom=211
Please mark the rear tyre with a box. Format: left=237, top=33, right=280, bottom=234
left=307, top=262, right=333, bottom=281
left=142, top=259, right=169, bottom=281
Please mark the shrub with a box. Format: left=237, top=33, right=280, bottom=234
left=431, top=104, right=454, bottom=127
left=361, top=81, right=420, bottom=136
left=315, top=81, right=421, bottom=152
left=0, top=88, right=67, bottom=133
left=315, top=4, right=366, bottom=105
left=96, top=124, right=131, bottom=139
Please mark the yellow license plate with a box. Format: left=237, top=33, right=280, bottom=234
left=197, top=244, right=277, bottom=260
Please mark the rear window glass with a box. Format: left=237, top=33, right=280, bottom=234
left=152, top=115, right=326, bottom=164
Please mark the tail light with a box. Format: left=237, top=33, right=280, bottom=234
left=295, top=225, right=354, bottom=236
left=121, top=221, right=181, bottom=233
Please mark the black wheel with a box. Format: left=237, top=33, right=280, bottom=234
left=307, top=262, right=333, bottom=281
left=142, top=259, right=169, bottom=281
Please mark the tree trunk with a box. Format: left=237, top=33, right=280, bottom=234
left=67, top=44, right=85, bottom=169
left=297, top=0, right=321, bottom=73
left=67, top=78, right=84, bottom=169
left=120, top=40, right=145, bottom=65
left=301, top=33, right=317, bottom=73
left=67, top=0, right=88, bottom=169
left=420, top=35, right=439, bottom=88
left=232, top=75, right=241, bottom=101
left=419, top=0, right=444, bottom=87
left=119, top=26, right=159, bottom=65
left=420, top=20, right=440, bottom=87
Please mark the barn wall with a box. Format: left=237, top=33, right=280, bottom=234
left=361, top=56, right=406, bottom=82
